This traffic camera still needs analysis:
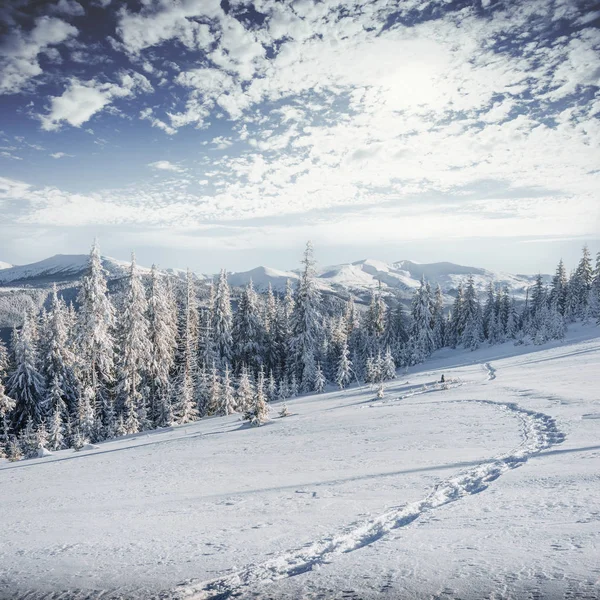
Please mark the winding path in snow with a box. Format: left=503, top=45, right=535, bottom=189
left=167, top=364, right=565, bottom=600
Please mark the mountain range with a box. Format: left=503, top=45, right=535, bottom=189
left=0, top=253, right=546, bottom=302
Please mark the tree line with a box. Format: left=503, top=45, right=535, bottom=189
left=1, top=242, right=598, bottom=460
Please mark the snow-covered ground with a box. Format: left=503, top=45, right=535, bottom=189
left=1, top=325, right=599, bottom=600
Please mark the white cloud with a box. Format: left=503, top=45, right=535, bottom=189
left=116, top=0, right=221, bottom=54
left=50, top=152, right=74, bottom=158
left=51, top=0, right=85, bottom=17
left=148, top=160, right=185, bottom=172
left=0, top=16, right=77, bottom=94
left=39, top=71, right=153, bottom=130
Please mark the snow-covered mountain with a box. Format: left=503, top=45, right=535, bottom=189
left=0, top=254, right=144, bottom=285
left=228, top=258, right=544, bottom=302
left=0, top=253, right=546, bottom=304
left=0, top=261, right=13, bottom=270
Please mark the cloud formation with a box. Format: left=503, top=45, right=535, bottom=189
left=0, top=0, right=598, bottom=269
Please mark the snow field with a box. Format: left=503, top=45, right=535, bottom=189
left=1, top=325, right=599, bottom=600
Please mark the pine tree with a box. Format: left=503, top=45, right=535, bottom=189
left=206, top=363, right=222, bottom=416
left=290, top=242, right=322, bottom=392
left=198, top=282, right=216, bottom=370
left=506, top=298, right=519, bottom=340
left=461, top=276, right=484, bottom=351
left=177, top=365, right=198, bottom=424
left=551, top=259, right=568, bottom=316
left=566, top=246, right=593, bottom=319
left=35, top=418, right=49, bottom=452
left=267, top=370, right=277, bottom=402
left=431, top=285, right=445, bottom=350
left=482, top=283, right=496, bottom=340
left=219, top=365, right=237, bottom=415
left=0, top=379, right=15, bottom=457
left=289, top=373, right=298, bottom=397
left=587, top=252, right=600, bottom=325
left=335, top=336, right=352, bottom=389
left=246, top=368, right=269, bottom=426
left=233, top=280, right=264, bottom=371
left=147, top=266, right=177, bottom=428
left=410, top=276, right=435, bottom=362
left=115, top=254, right=151, bottom=435
left=7, top=312, right=46, bottom=430
left=236, top=366, right=254, bottom=413
left=76, top=241, right=115, bottom=431
left=176, top=270, right=199, bottom=424
left=281, top=278, right=295, bottom=376
left=448, top=284, right=465, bottom=348
left=42, top=285, right=80, bottom=417
left=75, top=386, right=96, bottom=442
left=314, top=362, right=326, bottom=393
left=48, top=403, right=66, bottom=450
left=7, top=436, right=22, bottom=461
left=18, top=417, right=38, bottom=458
left=382, top=346, right=396, bottom=380
left=213, top=269, right=233, bottom=367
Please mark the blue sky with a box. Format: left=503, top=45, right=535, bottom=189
left=0, top=0, right=599, bottom=274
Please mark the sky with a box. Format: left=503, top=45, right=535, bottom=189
left=0, top=0, right=599, bottom=276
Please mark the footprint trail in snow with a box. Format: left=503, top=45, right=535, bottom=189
left=169, top=364, right=565, bottom=600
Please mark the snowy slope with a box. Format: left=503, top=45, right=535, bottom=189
left=227, top=266, right=300, bottom=291
left=0, top=261, right=12, bottom=270
left=1, top=324, right=599, bottom=600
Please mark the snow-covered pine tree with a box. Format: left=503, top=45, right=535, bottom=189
left=280, top=278, right=295, bottom=376
left=551, top=259, right=568, bottom=316
left=206, top=362, right=222, bottom=416
left=461, top=276, right=484, bottom=351
left=233, top=280, right=264, bottom=372
left=46, top=374, right=68, bottom=438
left=314, top=361, right=326, bottom=393
left=115, top=253, right=151, bottom=435
left=236, top=366, right=254, bottom=413
left=277, top=377, right=289, bottom=401
left=198, top=282, right=216, bottom=370
left=75, top=386, right=96, bottom=442
left=431, top=285, right=445, bottom=350
left=18, top=417, right=38, bottom=458
left=6, top=436, right=22, bottom=461
left=219, top=365, right=237, bottom=416
left=263, top=284, right=281, bottom=375
left=335, top=335, right=352, bottom=389
left=589, top=252, right=600, bottom=325
left=76, top=240, right=115, bottom=433
left=35, top=418, right=49, bottom=452
left=42, top=284, right=80, bottom=418
left=382, top=346, right=396, bottom=380
left=505, top=297, right=520, bottom=339
left=246, top=368, right=269, bottom=426
left=0, top=378, right=15, bottom=457
left=290, top=242, right=322, bottom=392
left=177, top=364, right=198, bottom=424
left=7, top=312, right=46, bottom=430
left=47, top=401, right=66, bottom=450
left=0, top=337, right=9, bottom=381
left=482, top=283, right=496, bottom=340
left=147, top=265, right=177, bottom=428
left=344, top=297, right=360, bottom=336
left=447, top=284, right=465, bottom=348
left=267, top=370, right=277, bottom=402
left=289, top=373, right=299, bottom=397
left=176, top=269, right=200, bottom=424
left=410, top=276, right=435, bottom=362
left=213, top=269, right=233, bottom=367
